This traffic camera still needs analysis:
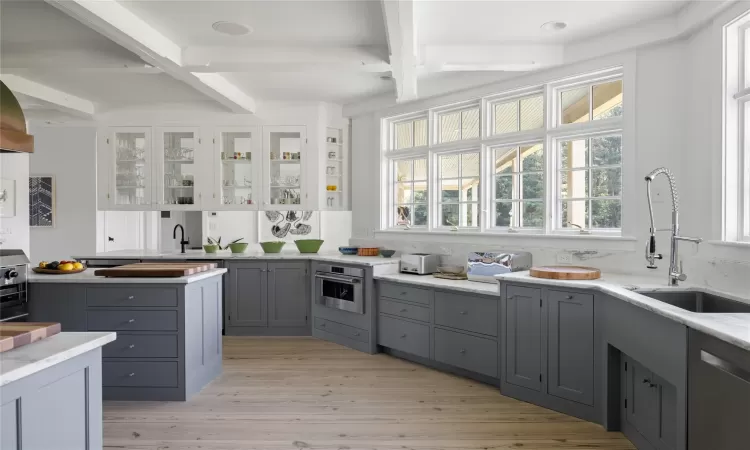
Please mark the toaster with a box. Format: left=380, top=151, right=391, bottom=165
left=467, top=251, right=532, bottom=283
left=400, top=253, right=439, bottom=275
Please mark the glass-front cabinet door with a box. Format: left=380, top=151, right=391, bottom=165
left=157, top=127, right=199, bottom=208
left=216, top=127, right=260, bottom=209
left=111, top=127, right=152, bottom=207
left=263, top=126, right=306, bottom=210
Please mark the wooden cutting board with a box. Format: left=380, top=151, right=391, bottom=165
left=529, top=265, right=601, bottom=280
left=94, top=262, right=218, bottom=278
left=0, top=322, right=62, bottom=353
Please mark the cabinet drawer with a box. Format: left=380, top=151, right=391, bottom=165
left=548, top=289, right=594, bottom=306
left=379, top=282, right=430, bottom=305
left=434, top=327, right=498, bottom=378
left=377, top=315, right=430, bottom=359
left=86, top=286, right=178, bottom=307
left=103, top=334, right=178, bottom=358
left=87, top=310, right=178, bottom=331
left=103, top=361, right=178, bottom=387
left=434, top=291, right=498, bottom=337
left=378, top=298, right=430, bottom=322
left=314, top=317, right=368, bottom=343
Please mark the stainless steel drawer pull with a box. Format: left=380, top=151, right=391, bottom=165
left=400, top=333, right=407, bottom=338
left=128, top=344, right=135, bottom=349
left=566, top=295, right=573, bottom=300
left=354, top=332, right=360, bottom=336
left=320, top=323, right=326, bottom=327
left=128, top=373, right=136, bottom=377
left=460, top=349, right=466, bottom=354
left=128, top=319, right=135, bottom=323
left=701, top=350, right=750, bottom=383
left=459, top=310, right=467, bottom=315
left=401, top=291, right=408, bottom=295
left=400, top=308, right=408, bottom=313
left=128, top=295, right=135, bottom=300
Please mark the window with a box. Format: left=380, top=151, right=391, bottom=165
left=557, top=135, right=622, bottom=230
left=490, top=93, right=544, bottom=136
left=393, top=158, right=428, bottom=227
left=724, top=13, right=750, bottom=242
left=437, top=151, right=480, bottom=228
left=492, top=144, right=544, bottom=229
left=437, top=106, right=480, bottom=143
left=382, top=67, right=624, bottom=235
left=392, top=117, right=427, bottom=150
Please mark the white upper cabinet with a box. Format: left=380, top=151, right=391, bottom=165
left=262, top=126, right=307, bottom=210
left=214, top=127, right=261, bottom=210
left=154, top=127, right=203, bottom=210
left=108, top=127, right=153, bottom=209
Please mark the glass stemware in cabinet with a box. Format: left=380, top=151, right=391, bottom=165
left=114, top=131, right=148, bottom=206
left=267, top=129, right=303, bottom=206
left=163, top=131, right=196, bottom=205
left=219, top=131, right=254, bottom=206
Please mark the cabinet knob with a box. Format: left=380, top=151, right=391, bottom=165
left=459, top=310, right=467, bottom=315
left=460, top=349, right=466, bottom=354
left=128, top=295, right=135, bottom=300
left=566, top=295, right=574, bottom=300
left=400, top=333, right=407, bottom=338
left=128, top=373, right=136, bottom=377
left=320, top=323, right=326, bottom=327
left=354, top=332, right=360, bottom=336
left=400, top=308, right=408, bottom=313
left=642, top=378, right=656, bottom=387
left=128, top=319, right=136, bottom=323
left=128, top=344, right=135, bottom=349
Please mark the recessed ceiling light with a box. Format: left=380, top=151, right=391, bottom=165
left=541, top=21, right=567, bottom=32
left=212, top=21, right=252, bottom=36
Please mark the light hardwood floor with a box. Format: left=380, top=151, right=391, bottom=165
left=103, top=336, right=635, bottom=450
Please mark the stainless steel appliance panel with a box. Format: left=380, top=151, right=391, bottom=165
left=315, top=265, right=365, bottom=314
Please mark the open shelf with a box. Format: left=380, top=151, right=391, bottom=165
left=270, top=159, right=301, bottom=164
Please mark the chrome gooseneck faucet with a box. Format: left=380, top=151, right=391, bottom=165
left=644, top=167, right=703, bottom=286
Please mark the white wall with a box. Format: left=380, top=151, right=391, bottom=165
left=28, top=124, right=98, bottom=262
left=0, top=152, right=30, bottom=256
left=347, top=21, right=750, bottom=295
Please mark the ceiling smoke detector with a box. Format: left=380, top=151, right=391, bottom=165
left=212, top=21, right=252, bottom=36
left=541, top=21, right=567, bottom=32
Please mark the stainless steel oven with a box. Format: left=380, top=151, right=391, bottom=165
left=314, top=264, right=365, bottom=314
left=0, top=249, right=29, bottom=322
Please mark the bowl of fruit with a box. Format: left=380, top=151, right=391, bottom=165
left=34, top=260, right=86, bottom=274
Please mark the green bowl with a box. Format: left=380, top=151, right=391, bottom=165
left=260, top=241, right=286, bottom=253
left=295, top=239, right=324, bottom=254
left=228, top=242, right=249, bottom=254
left=203, top=244, right=219, bottom=253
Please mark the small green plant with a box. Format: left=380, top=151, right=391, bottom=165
left=207, top=237, right=245, bottom=250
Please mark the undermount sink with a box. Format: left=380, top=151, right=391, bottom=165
left=636, top=290, right=750, bottom=313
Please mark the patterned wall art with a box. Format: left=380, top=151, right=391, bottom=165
left=29, top=175, right=55, bottom=227
left=260, top=210, right=320, bottom=242
left=0, top=179, right=16, bottom=218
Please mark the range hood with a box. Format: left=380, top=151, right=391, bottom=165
left=0, top=80, right=34, bottom=153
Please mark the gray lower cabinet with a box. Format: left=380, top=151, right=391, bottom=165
left=377, top=314, right=430, bottom=359
left=29, top=276, right=223, bottom=401
left=505, top=285, right=543, bottom=391
left=225, top=261, right=310, bottom=335
left=0, top=347, right=103, bottom=450
left=688, top=330, right=750, bottom=450
left=622, top=354, right=678, bottom=450
left=434, top=327, right=498, bottom=378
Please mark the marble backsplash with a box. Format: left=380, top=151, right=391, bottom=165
left=350, top=236, right=750, bottom=295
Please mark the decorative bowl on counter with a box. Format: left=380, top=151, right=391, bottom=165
left=295, top=239, right=324, bottom=254
left=260, top=241, right=286, bottom=253
left=203, top=244, right=219, bottom=254
left=379, top=249, right=396, bottom=258
left=338, top=246, right=359, bottom=255
left=357, top=247, right=380, bottom=257
left=437, top=265, right=465, bottom=275
left=228, top=242, right=249, bottom=254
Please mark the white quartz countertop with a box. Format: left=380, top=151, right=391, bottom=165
left=0, top=332, right=116, bottom=387
left=496, top=271, right=750, bottom=351
left=28, top=268, right=228, bottom=284
left=73, top=250, right=401, bottom=267
left=374, top=273, right=500, bottom=296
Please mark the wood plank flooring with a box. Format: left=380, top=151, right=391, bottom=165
left=103, top=337, right=635, bottom=450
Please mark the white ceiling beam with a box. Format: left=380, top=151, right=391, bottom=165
left=44, top=0, right=256, bottom=113
left=381, top=0, right=418, bottom=103
left=0, top=74, right=95, bottom=118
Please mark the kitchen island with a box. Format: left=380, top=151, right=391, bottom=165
left=0, top=331, right=115, bottom=450
left=28, top=268, right=227, bottom=401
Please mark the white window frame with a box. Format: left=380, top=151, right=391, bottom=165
left=389, top=155, right=429, bottom=229
left=381, top=66, right=625, bottom=236
left=387, top=112, right=429, bottom=153
left=433, top=147, right=482, bottom=231
left=485, top=88, right=545, bottom=139
left=723, top=13, right=750, bottom=242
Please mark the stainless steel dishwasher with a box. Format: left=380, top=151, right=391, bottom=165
left=688, top=329, right=750, bottom=450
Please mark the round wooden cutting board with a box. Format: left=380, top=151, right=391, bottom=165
left=529, top=265, right=601, bottom=280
